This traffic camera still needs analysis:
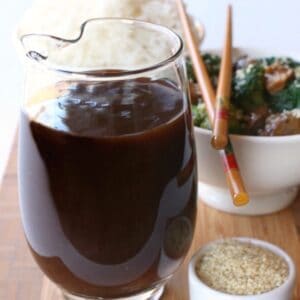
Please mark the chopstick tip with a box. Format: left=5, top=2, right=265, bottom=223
left=211, top=135, right=228, bottom=150
left=234, top=192, right=249, bottom=207
left=227, top=4, right=233, bottom=18
left=176, top=0, right=183, bottom=7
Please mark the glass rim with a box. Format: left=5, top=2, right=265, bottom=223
left=19, top=17, right=184, bottom=79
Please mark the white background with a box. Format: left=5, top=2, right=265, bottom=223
left=1, top=0, right=300, bottom=182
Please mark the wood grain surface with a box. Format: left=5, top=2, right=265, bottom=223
left=1, top=140, right=300, bottom=299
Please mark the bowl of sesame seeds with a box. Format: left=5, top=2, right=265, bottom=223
left=189, top=237, right=296, bottom=300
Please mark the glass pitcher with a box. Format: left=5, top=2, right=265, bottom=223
left=18, top=18, right=197, bottom=300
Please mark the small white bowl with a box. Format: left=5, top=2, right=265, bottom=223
left=189, top=237, right=296, bottom=300
left=195, top=47, right=300, bottom=215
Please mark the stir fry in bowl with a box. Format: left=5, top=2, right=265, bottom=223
left=189, top=53, right=300, bottom=136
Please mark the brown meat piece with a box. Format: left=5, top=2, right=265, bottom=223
left=259, top=110, right=300, bottom=136
left=264, top=63, right=294, bottom=94
left=242, top=105, right=269, bottom=135
left=189, top=82, right=201, bottom=105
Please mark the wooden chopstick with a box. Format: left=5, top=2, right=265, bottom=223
left=176, top=0, right=249, bottom=206
left=176, top=2, right=216, bottom=123
left=211, top=5, right=232, bottom=150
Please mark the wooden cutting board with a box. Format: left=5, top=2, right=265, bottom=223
left=1, top=138, right=300, bottom=300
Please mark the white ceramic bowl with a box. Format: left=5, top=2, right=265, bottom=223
left=195, top=47, right=300, bottom=215
left=189, top=237, right=296, bottom=300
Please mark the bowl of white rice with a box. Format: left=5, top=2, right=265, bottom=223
left=16, top=0, right=203, bottom=66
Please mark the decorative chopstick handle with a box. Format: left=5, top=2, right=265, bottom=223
left=220, top=144, right=249, bottom=206
left=211, top=96, right=230, bottom=149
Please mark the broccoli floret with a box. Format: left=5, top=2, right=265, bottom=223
left=202, top=53, right=221, bottom=87
left=185, top=54, right=221, bottom=86
left=285, top=57, right=300, bottom=68
left=258, top=57, right=277, bottom=67
left=259, top=57, right=300, bottom=68
left=192, top=103, right=245, bottom=134
left=202, top=53, right=221, bottom=78
left=192, top=103, right=211, bottom=129
left=191, top=105, right=201, bottom=126
left=232, top=63, right=266, bottom=112
left=186, top=57, right=196, bottom=82
left=228, top=105, right=245, bottom=134
left=268, top=79, right=300, bottom=112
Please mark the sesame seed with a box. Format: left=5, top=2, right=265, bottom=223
left=195, top=240, right=289, bottom=295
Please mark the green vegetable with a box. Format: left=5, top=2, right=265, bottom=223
left=232, top=63, right=266, bottom=112
left=186, top=53, right=221, bottom=86
left=186, top=58, right=196, bottom=82
left=268, top=79, right=300, bottom=112
left=192, top=103, right=211, bottom=129
left=228, top=105, right=245, bottom=134
left=202, top=53, right=221, bottom=81
left=259, top=57, right=300, bottom=68
left=192, top=103, right=245, bottom=134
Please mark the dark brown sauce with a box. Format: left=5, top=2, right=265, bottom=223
left=19, top=78, right=197, bottom=298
